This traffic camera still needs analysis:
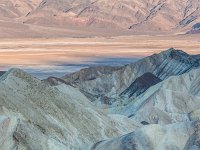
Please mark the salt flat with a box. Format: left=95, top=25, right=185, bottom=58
left=0, top=34, right=199, bottom=78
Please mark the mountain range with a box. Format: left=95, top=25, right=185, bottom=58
left=1, top=1, right=200, bottom=149
left=0, top=68, right=140, bottom=149
left=0, top=0, right=200, bottom=36
left=57, top=48, right=200, bottom=106
left=1, top=49, right=200, bottom=149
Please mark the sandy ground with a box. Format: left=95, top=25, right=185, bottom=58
left=0, top=34, right=199, bottom=78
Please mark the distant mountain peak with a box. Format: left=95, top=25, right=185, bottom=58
left=59, top=49, right=200, bottom=106
left=1, top=0, right=199, bottom=33
left=161, top=48, right=186, bottom=55
left=5, top=68, right=27, bottom=77
left=0, top=68, right=39, bottom=83
left=156, top=48, right=200, bottom=66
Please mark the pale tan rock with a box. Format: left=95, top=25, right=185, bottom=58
left=1, top=0, right=199, bottom=33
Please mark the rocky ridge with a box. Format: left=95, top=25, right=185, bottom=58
left=120, top=72, right=162, bottom=98
left=92, top=121, right=200, bottom=150
left=90, top=55, right=200, bottom=150
left=1, top=0, right=200, bottom=33
left=62, top=48, right=200, bottom=106
left=24, top=0, right=200, bottom=32
left=1, top=49, right=200, bottom=149
left=108, top=66, right=200, bottom=124
left=0, top=68, right=140, bottom=149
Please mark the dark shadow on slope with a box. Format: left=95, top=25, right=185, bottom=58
left=0, top=71, right=6, bottom=77
left=120, top=73, right=162, bottom=98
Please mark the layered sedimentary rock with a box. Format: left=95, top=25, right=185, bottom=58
left=92, top=64, right=200, bottom=150
left=0, top=71, right=5, bottom=77
left=0, top=0, right=41, bottom=20
left=127, top=67, right=200, bottom=124
left=62, top=66, right=121, bottom=85
left=1, top=49, right=200, bottom=150
left=0, top=68, right=140, bottom=149
left=62, top=49, right=200, bottom=105
left=102, top=64, right=200, bottom=126
left=120, top=72, right=162, bottom=98
left=92, top=121, right=200, bottom=150
left=187, top=22, right=200, bottom=34
left=1, top=0, right=200, bottom=33
left=23, top=0, right=200, bottom=32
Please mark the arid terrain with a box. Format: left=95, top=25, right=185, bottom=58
left=0, top=0, right=200, bottom=38
left=1, top=1, right=200, bottom=150
left=0, top=34, right=199, bottom=78
left=1, top=48, right=200, bottom=150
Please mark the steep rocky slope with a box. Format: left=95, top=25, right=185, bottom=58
left=62, top=66, right=121, bottom=85
left=0, top=68, right=140, bottom=149
left=120, top=72, right=162, bottom=98
left=2, top=50, right=200, bottom=149
left=1, top=0, right=200, bottom=33
left=23, top=0, right=200, bottom=32
left=0, top=0, right=41, bottom=20
left=0, top=71, right=5, bottom=77
left=92, top=67, right=200, bottom=150
left=92, top=121, right=200, bottom=150
left=125, top=66, right=200, bottom=124
left=187, top=22, right=200, bottom=34
left=62, top=49, right=200, bottom=105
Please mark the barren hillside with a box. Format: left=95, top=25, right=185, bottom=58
left=0, top=0, right=200, bottom=36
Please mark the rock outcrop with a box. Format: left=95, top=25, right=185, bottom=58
left=120, top=72, right=162, bottom=98
left=62, top=49, right=200, bottom=105
left=187, top=22, right=200, bottom=34
left=24, top=0, right=200, bottom=32
left=1, top=49, right=200, bottom=150
left=0, top=68, right=140, bottom=149
left=92, top=121, right=200, bottom=150
left=62, top=66, right=121, bottom=85
left=0, top=71, right=5, bottom=77
left=0, top=0, right=41, bottom=20
left=1, top=0, right=200, bottom=33
left=127, top=66, right=200, bottom=124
